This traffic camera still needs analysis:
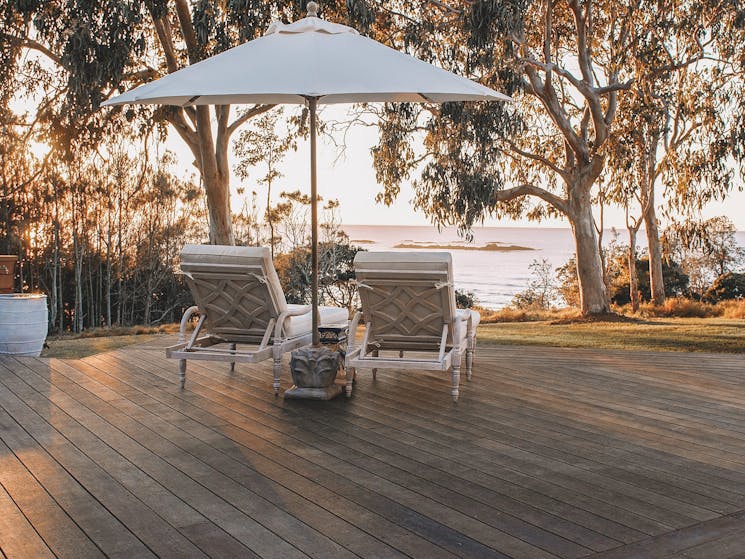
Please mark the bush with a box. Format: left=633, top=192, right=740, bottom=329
left=610, top=256, right=689, bottom=305
left=511, top=258, right=558, bottom=310
left=477, top=306, right=581, bottom=323
left=455, top=289, right=476, bottom=309
left=703, top=272, right=745, bottom=303
left=720, top=299, right=745, bottom=319
left=634, top=298, right=718, bottom=318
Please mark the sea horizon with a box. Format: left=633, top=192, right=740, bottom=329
left=341, top=224, right=745, bottom=309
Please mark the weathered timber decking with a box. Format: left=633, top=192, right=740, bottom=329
left=1, top=339, right=745, bottom=559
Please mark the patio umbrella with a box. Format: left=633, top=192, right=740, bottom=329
left=103, top=1, right=511, bottom=345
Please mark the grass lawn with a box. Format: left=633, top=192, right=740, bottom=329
left=42, top=334, right=161, bottom=359
left=478, top=317, right=745, bottom=353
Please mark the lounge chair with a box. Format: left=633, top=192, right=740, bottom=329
left=344, top=251, right=480, bottom=402
left=166, top=244, right=348, bottom=393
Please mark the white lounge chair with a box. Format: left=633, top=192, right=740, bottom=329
left=166, top=244, right=348, bottom=394
left=345, top=252, right=480, bottom=402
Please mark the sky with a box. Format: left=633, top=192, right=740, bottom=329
left=162, top=103, right=745, bottom=231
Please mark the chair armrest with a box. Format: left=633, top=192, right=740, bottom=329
left=345, top=346, right=362, bottom=363
left=179, top=306, right=201, bottom=344
left=275, top=305, right=313, bottom=339
left=347, top=311, right=363, bottom=352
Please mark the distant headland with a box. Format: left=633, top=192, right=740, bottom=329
left=392, top=241, right=535, bottom=252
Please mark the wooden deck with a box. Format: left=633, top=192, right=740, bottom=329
left=1, top=339, right=745, bottom=559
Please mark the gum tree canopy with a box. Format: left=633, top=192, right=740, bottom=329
left=0, top=0, right=374, bottom=245
left=369, top=0, right=743, bottom=315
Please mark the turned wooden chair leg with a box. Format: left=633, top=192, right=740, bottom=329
left=229, top=342, right=236, bottom=372
left=179, top=359, right=186, bottom=388
left=372, top=349, right=379, bottom=380
left=346, top=367, right=355, bottom=397
left=273, top=356, right=282, bottom=396
left=466, top=337, right=475, bottom=381
left=451, top=351, right=461, bottom=402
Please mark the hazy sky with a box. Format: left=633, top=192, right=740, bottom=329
left=165, top=103, right=745, bottom=231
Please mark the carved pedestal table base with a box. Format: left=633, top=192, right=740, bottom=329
left=285, top=345, right=342, bottom=400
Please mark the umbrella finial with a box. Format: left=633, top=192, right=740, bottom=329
left=307, top=1, right=319, bottom=17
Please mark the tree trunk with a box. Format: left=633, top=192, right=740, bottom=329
left=73, top=232, right=84, bottom=333
left=569, top=198, right=609, bottom=314
left=644, top=189, right=665, bottom=305
left=195, top=107, right=234, bottom=246
left=627, top=226, right=640, bottom=312
left=106, top=227, right=112, bottom=328
left=203, top=170, right=234, bottom=245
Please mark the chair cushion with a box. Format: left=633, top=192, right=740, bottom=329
left=284, top=304, right=349, bottom=337
left=180, top=244, right=288, bottom=314
left=353, top=251, right=457, bottom=342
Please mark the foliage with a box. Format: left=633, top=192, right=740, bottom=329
left=1, top=0, right=379, bottom=243
left=455, top=289, right=476, bottom=309
left=511, top=258, right=557, bottom=310
left=0, top=129, right=205, bottom=332
left=477, top=306, right=581, bottom=324
left=556, top=256, right=580, bottom=308
left=270, top=191, right=363, bottom=312
left=609, top=255, right=690, bottom=305
left=233, top=107, right=296, bottom=256
left=274, top=237, right=364, bottom=313
left=663, top=216, right=745, bottom=296
left=703, top=272, right=745, bottom=303
left=366, top=1, right=745, bottom=315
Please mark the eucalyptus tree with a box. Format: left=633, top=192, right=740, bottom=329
left=605, top=0, right=745, bottom=306
left=370, top=1, right=640, bottom=314
left=0, top=0, right=375, bottom=244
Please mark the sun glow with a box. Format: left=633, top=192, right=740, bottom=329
left=28, top=140, right=51, bottom=160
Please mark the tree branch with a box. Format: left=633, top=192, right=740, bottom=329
left=502, top=137, right=569, bottom=180
left=2, top=33, right=64, bottom=67
left=162, top=107, right=199, bottom=157
left=568, top=0, right=594, bottom=86
left=226, top=104, right=276, bottom=136
left=150, top=13, right=179, bottom=74
left=491, top=183, right=570, bottom=216
left=174, top=0, right=200, bottom=65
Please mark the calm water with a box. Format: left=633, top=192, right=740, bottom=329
left=342, top=225, right=745, bottom=309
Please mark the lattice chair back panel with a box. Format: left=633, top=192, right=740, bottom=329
left=354, top=251, right=457, bottom=351
left=180, top=244, right=287, bottom=344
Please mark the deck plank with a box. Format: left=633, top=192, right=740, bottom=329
left=0, top=479, right=55, bottom=559
left=0, top=342, right=744, bottom=559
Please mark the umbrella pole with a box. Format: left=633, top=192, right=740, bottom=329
left=309, top=97, right=320, bottom=346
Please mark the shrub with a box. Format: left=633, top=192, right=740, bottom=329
left=477, top=306, right=581, bottom=323
left=610, top=256, right=689, bottom=305
left=635, top=298, right=719, bottom=318
left=720, top=299, right=745, bottom=319
left=511, top=258, right=558, bottom=310
left=703, top=272, right=745, bottom=303
left=455, top=289, right=476, bottom=309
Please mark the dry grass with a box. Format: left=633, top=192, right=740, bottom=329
left=478, top=317, right=745, bottom=353
left=614, top=298, right=745, bottom=319
left=476, top=306, right=582, bottom=323
left=41, top=323, right=181, bottom=358
left=42, top=334, right=161, bottom=359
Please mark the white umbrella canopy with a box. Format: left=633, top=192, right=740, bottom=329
left=104, top=2, right=511, bottom=346
left=102, top=7, right=510, bottom=107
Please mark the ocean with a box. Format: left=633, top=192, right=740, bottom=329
left=342, top=225, right=745, bottom=309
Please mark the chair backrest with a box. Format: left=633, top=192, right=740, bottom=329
left=353, top=251, right=457, bottom=351
left=180, top=244, right=288, bottom=343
